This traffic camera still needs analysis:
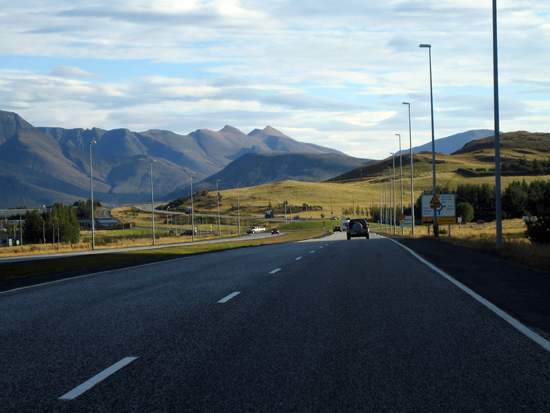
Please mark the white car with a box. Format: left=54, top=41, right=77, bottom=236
left=246, top=226, right=264, bottom=234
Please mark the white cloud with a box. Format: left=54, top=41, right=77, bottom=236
left=49, top=65, right=103, bottom=79
left=0, top=0, right=549, bottom=160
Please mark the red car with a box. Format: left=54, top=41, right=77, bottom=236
left=271, top=228, right=280, bottom=235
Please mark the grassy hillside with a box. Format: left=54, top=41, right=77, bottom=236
left=179, top=131, right=550, bottom=218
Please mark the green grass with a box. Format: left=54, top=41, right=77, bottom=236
left=0, top=231, right=327, bottom=282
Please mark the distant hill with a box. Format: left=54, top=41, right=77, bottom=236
left=397, top=129, right=495, bottom=156
left=0, top=110, right=353, bottom=208
left=338, top=131, right=550, bottom=182
left=453, top=131, right=550, bottom=155
left=165, top=152, right=374, bottom=199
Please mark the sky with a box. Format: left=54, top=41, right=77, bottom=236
left=1, top=0, right=549, bottom=160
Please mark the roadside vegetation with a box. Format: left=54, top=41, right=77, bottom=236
left=3, top=131, right=550, bottom=275
left=0, top=230, right=328, bottom=282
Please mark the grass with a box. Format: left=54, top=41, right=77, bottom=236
left=388, top=218, right=550, bottom=273
left=0, top=230, right=327, bottom=282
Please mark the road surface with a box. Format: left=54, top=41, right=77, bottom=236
left=2, top=232, right=550, bottom=412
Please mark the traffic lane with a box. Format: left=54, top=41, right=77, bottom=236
left=20, top=235, right=550, bottom=411
left=0, top=238, right=340, bottom=410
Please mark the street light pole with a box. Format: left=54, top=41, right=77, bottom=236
left=190, top=172, right=195, bottom=241
left=391, top=153, right=396, bottom=234
left=284, top=188, right=287, bottom=224
left=493, top=0, right=502, bottom=247
left=403, top=102, right=415, bottom=235
left=150, top=159, right=156, bottom=245
left=237, top=182, right=241, bottom=235
left=419, top=43, right=439, bottom=236
left=396, top=134, right=403, bottom=214
left=305, top=191, right=308, bottom=221
left=89, top=140, right=97, bottom=250
left=378, top=177, right=382, bottom=227
left=216, top=180, right=221, bottom=239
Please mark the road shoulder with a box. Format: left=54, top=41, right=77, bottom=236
left=391, top=235, right=550, bottom=341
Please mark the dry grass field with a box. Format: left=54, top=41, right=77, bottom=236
left=2, top=131, right=550, bottom=273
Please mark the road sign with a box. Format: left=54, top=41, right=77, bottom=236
left=399, top=213, right=406, bottom=220
left=421, top=194, right=456, bottom=221
left=422, top=217, right=456, bottom=225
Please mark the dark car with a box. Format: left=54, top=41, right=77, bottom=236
left=346, top=218, right=369, bottom=240
left=182, top=229, right=197, bottom=235
left=333, top=225, right=342, bottom=232
left=271, top=228, right=280, bottom=235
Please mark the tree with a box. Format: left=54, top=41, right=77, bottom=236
left=23, top=209, right=46, bottom=244
left=456, top=202, right=474, bottom=223
left=502, top=181, right=529, bottom=219
left=45, top=203, right=80, bottom=244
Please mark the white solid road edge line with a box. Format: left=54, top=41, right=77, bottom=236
left=218, top=291, right=241, bottom=303
left=59, top=357, right=138, bottom=400
left=389, top=238, right=550, bottom=353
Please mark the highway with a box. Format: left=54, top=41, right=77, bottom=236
left=2, top=232, right=550, bottom=412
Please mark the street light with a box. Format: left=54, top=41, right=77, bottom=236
left=493, top=0, right=502, bottom=247
left=237, top=182, right=241, bottom=235
left=378, top=177, right=382, bottom=228
left=384, top=172, right=389, bottom=232
left=305, top=191, right=308, bottom=221
left=390, top=153, right=396, bottom=234
left=89, top=140, right=97, bottom=250
left=150, top=159, right=156, bottom=245
left=403, top=102, right=415, bottom=235
left=284, top=188, right=287, bottom=224
left=190, top=172, right=195, bottom=241
left=396, top=134, right=403, bottom=214
left=216, top=180, right=221, bottom=239
left=419, top=43, right=439, bottom=236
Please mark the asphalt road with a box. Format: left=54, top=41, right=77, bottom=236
left=2, top=232, right=550, bottom=412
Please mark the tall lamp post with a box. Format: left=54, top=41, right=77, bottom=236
left=305, top=191, right=308, bottom=221
left=403, top=102, right=415, bottom=235
left=390, top=154, right=396, bottom=234
left=150, top=159, right=156, bottom=245
left=216, top=180, right=221, bottom=239
left=237, top=182, right=241, bottom=235
left=190, top=172, right=195, bottom=241
left=89, top=140, right=97, bottom=250
left=493, top=0, right=502, bottom=247
left=419, top=43, right=439, bottom=236
left=378, top=177, right=382, bottom=228
left=396, top=134, right=403, bottom=214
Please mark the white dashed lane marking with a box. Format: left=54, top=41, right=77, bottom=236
left=59, top=357, right=138, bottom=400
left=218, top=292, right=241, bottom=303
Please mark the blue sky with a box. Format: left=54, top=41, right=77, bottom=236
left=1, top=0, right=549, bottom=159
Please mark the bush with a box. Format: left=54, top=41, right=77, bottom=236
left=525, top=216, right=550, bottom=244
left=456, top=202, right=474, bottom=223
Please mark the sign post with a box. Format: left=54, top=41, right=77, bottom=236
left=421, top=194, right=456, bottom=225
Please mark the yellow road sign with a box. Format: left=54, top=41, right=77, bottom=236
left=422, top=217, right=456, bottom=224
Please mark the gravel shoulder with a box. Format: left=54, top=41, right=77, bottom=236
left=390, top=235, right=550, bottom=341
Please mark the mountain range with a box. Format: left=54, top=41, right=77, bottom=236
left=397, top=129, right=495, bottom=156
left=165, top=152, right=372, bottom=200
left=0, top=110, right=365, bottom=208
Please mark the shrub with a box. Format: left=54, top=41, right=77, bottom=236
left=456, top=202, right=474, bottom=223
left=525, top=216, right=550, bottom=244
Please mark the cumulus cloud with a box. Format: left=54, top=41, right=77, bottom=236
left=49, top=66, right=103, bottom=79
left=0, top=0, right=549, bottom=159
